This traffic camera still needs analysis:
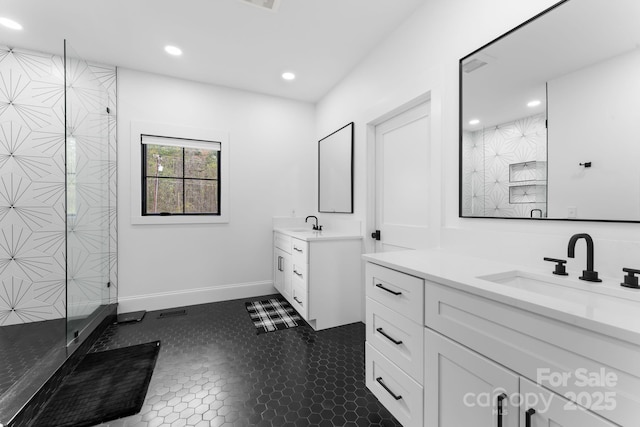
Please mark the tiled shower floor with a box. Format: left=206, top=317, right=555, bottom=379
left=89, top=295, right=402, bottom=427
left=0, top=319, right=65, bottom=397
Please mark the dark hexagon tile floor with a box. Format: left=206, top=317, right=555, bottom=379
left=89, top=295, right=402, bottom=427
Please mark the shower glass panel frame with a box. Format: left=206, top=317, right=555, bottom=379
left=64, top=40, right=113, bottom=345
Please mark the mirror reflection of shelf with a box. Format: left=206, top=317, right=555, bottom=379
left=508, top=180, right=547, bottom=186
left=509, top=160, right=547, bottom=183
left=509, top=183, right=547, bottom=204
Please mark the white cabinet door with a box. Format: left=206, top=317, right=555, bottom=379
left=425, top=328, right=519, bottom=427
left=519, top=378, right=617, bottom=427
left=274, top=247, right=291, bottom=299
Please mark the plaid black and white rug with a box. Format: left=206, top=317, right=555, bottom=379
left=245, top=298, right=302, bottom=334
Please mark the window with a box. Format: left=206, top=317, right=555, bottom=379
left=141, top=135, right=221, bottom=216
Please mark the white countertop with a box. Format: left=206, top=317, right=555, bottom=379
left=363, top=249, right=640, bottom=346
left=275, top=227, right=363, bottom=242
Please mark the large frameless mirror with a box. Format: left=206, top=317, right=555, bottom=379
left=460, top=0, right=640, bottom=222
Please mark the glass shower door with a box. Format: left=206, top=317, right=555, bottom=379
left=65, top=41, right=111, bottom=343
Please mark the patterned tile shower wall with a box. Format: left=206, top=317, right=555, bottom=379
left=462, top=114, right=547, bottom=217
left=0, top=46, right=117, bottom=326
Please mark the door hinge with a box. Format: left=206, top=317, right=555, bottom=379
left=371, top=230, right=381, bottom=240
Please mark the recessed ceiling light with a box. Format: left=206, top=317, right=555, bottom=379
left=282, top=72, right=296, bottom=81
left=469, top=119, right=480, bottom=125
left=527, top=99, right=541, bottom=107
left=0, top=17, right=23, bottom=30
left=164, top=45, right=182, bottom=56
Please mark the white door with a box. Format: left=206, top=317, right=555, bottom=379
left=374, top=101, right=431, bottom=251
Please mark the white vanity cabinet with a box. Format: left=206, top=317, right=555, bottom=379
left=363, top=249, right=640, bottom=427
left=425, top=329, right=617, bottom=427
left=364, top=262, right=424, bottom=427
left=424, top=279, right=636, bottom=427
left=273, top=229, right=362, bottom=331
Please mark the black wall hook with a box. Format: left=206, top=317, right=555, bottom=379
left=579, top=162, right=592, bottom=168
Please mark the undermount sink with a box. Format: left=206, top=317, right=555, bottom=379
left=477, top=270, right=640, bottom=304
left=289, top=228, right=321, bottom=234
left=479, top=270, right=564, bottom=292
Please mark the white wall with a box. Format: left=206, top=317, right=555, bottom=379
left=118, top=0, right=640, bottom=311
left=317, top=0, right=640, bottom=280
left=117, top=69, right=316, bottom=311
left=547, top=49, right=640, bottom=220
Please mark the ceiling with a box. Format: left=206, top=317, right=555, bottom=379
left=1, top=0, right=428, bottom=103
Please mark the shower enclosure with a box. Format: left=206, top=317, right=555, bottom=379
left=0, top=40, right=117, bottom=424
left=65, top=41, right=116, bottom=344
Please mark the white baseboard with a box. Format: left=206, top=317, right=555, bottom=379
left=117, top=280, right=277, bottom=313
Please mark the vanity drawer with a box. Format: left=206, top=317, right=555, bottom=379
left=365, top=263, right=424, bottom=324
left=274, top=232, right=291, bottom=253
left=291, top=238, right=308, bottom=262
left=366, top=343, right=423, bottom=427
left=291, top=280, right=308, bottom=319
left=291, top=261, right=307, bottom=284
left=366, top=297, right=423, bottom=382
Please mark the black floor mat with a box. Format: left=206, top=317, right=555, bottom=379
left=32, top=341, right=160, bottom=427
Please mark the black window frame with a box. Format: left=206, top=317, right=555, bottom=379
left=141, top=134, right=221, bottom=216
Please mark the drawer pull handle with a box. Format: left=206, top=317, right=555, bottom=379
left=375, top=283, right=402, bottom=296
left=277, top=256, right=283, bottom=272
left=293, top=270, right=303, bottom=278
left=293, top=247, right=303, bottom=252
left=497, top=393, right=507, bottom=427
left=525, top=408, right=536, bottom=427
left=375, top=377, right=402, bottom=401
left=376, top=328, right=403, bottom=345
left=293, top=296, right=303, bottom=305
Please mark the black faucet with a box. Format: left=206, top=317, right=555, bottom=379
left=305, top=215, right=322, bottom=231
left=567, top=233, right=602, bottom=282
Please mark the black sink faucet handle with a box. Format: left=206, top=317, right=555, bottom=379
left=621, top=268, right=640, bottom=289
left=543, top=257, right=568, bottom=276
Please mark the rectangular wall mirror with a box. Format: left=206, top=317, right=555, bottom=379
left=459, top=0, right=640, bottom=222
left=318, top=122, right=354, bottom=213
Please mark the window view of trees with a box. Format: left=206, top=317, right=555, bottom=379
left=143, top=143, right=219, bottom=215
